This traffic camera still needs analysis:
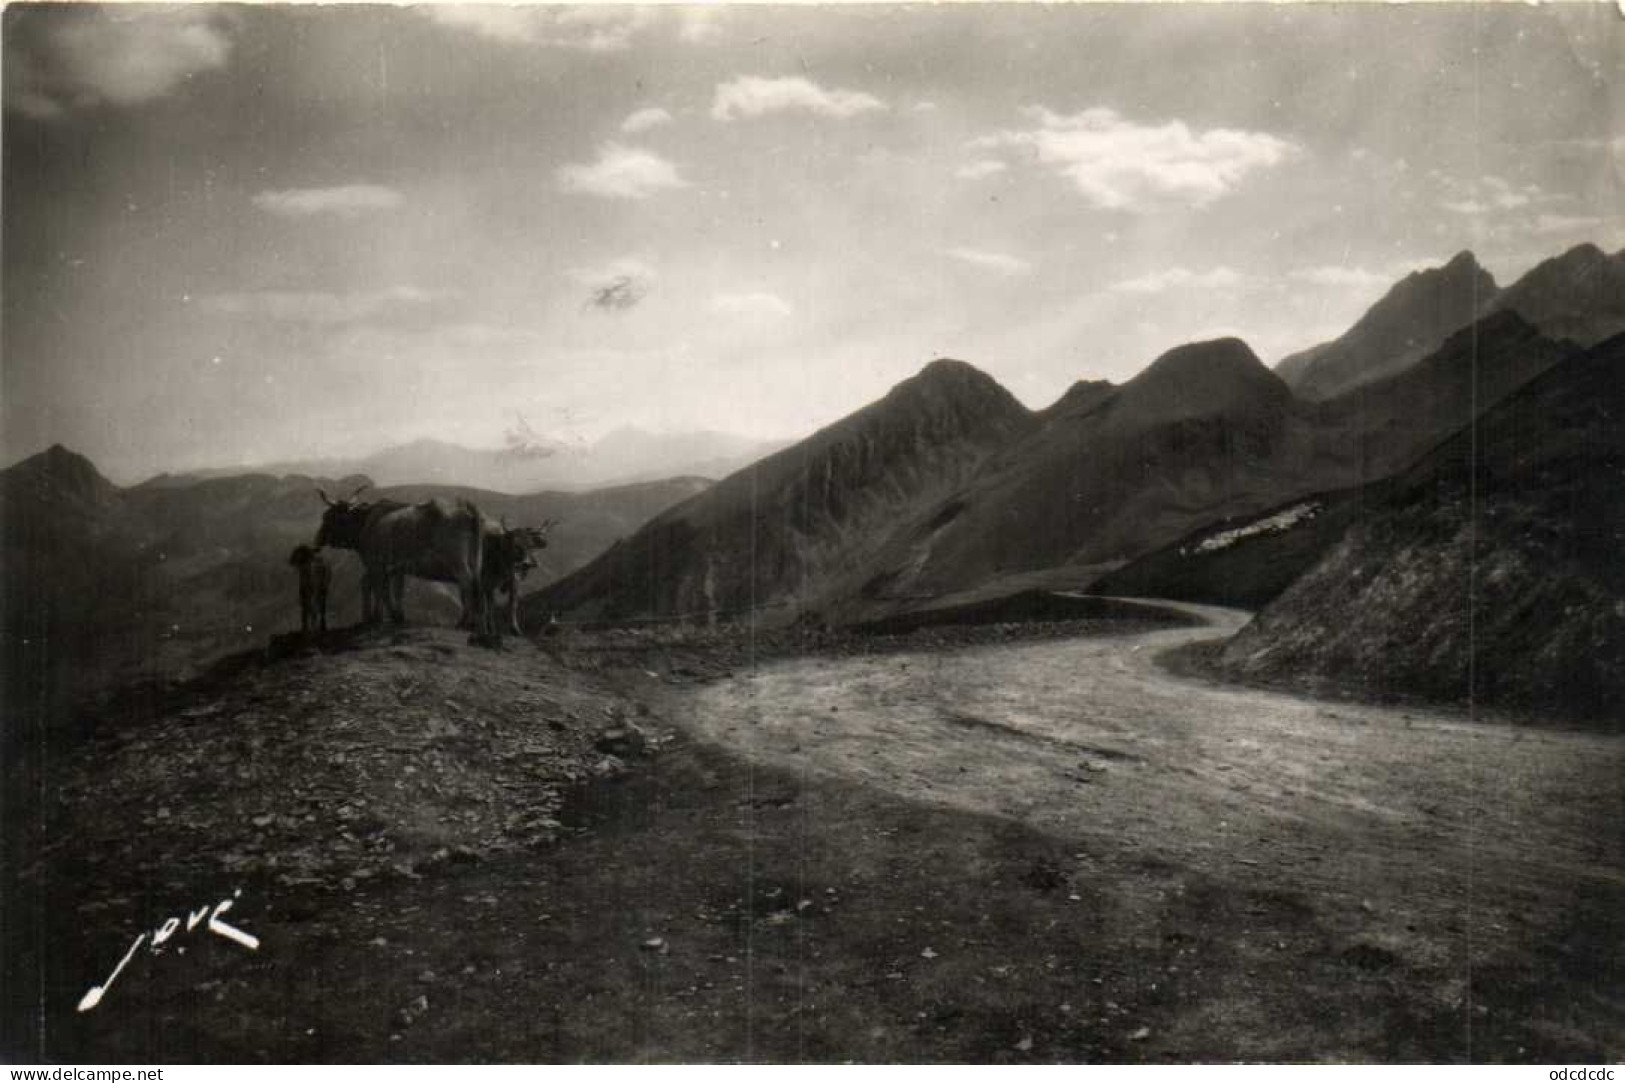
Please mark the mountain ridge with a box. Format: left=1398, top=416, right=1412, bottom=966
left=1275, top=250, right=1499, bottom=401
left=530, top=358, right=1038, bottom=622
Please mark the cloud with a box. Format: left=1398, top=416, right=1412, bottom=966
left=253, top=185, right=405, bottom=218
left=1438, top=174, right=1546, bottom=217
left=1530, top=213, right=1606, bottom=236
left=424, top=6, right=651, bottom=51
left=199, top=286, right=440, bottom=325
left=943, top=247, right=1031, bottom=277
left=5, top=7, right=231, bottom=118
left=569, top=257, right=658, bottom=313
left=974, top=106, right=1298, bottom=212
left=711, top=76, right=886, bottom=122
left=710, top=292, right=794, bottom=318
left=955, top=159, right=1008, bottom=181
left=621, top=106, right=673, bottom=135
left=1109, top=267, right=1248, bottom=294
left=1288, top=266, right=1390, bottom=290
left=557, top=144, right=687, bottom=200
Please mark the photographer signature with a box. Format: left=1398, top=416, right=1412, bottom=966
left=77, top=889, right=260, bottom=1012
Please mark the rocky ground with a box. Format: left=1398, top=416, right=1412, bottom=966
left=3, top=609, right=1620, bottom=1062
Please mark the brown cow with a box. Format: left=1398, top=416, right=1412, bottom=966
left=316, top=488, right=493, bottom=637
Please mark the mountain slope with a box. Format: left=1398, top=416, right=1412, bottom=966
left=1275, top=251, right=1499, bottom=401
left=851, top=339, right=1350, bottom=605
left=1091, top=312, right=1578, bottom=610
left=0, top=455, right=708, bottom=736
left=1486, top=242, right=1625, bottom=348
left=1218, top=330, right=1625, bottom=721
left=1313, top=309, right=1577, bottom=479
left=530, top=359, right=1037, bottom=621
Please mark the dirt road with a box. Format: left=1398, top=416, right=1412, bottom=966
left=675, top=598, right=1625, bottom=1059
left=12, top=607, right=1621, bottom=1063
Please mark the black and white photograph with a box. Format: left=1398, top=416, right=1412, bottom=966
left=2, top=0, right=1622, bottom=1065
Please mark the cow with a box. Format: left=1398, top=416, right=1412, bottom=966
left=469, top=519, right=556, bottom=635
left=315, top=487, right=494, bottom=638
left=288, top=544, right=331, bottom=635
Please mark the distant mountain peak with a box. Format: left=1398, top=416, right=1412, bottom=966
left=4, top=443, right=119, bottom=504
left=920, top=356, right=979, bottom=373
left=1276, top=251, right=1500, bottom=401
left=1489, top=240, right=1625, bottom=348
left=1556, top=241, right=1607, bottom=263
left=1441, top=249, right=1483, bottom=273
left=907, top=357, right=1003, bottom=391
left=1113, top=337, right=1290, bottom=429
left=1131, top=337, right=1277, bottom=393
left=881, top=358, right=1031, bottom=422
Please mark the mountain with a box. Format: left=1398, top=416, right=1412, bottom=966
left=147, top=429, right=789, bottom=495
left=0, top=455, right=709, bottom=737
left=1486, top=243, right=1625, bottom=348
left=847, top=339, right=1348, bottom=606
left=1313, top=309, right=1577, bottom=479
left=1088, top=312, right=1577, bottom=607
left=1275, top=251, right=1499, bottom=401
left=529, top=359, right=1037, bottom=622
left=1218, top=329, right=1625, bottom=722
left=534, top=317, right=1588, bottom=628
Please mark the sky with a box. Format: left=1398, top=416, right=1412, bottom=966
left=4, top=2, right=1622, bottom=482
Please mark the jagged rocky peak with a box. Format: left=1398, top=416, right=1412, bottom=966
left=1276, top=251, right=1501, bottom=401
left=1373, top=249, right=1496, bottom=313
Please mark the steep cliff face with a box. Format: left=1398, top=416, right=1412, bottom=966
left=1219, top=331, right=1625, bottom=721
left=531, top=359, right=1038, bottom=621
left=1276, top=251, right=1499, bottom=401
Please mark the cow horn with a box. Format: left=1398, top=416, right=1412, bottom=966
left=349, top=483, right=370, bottom=500
left=317, top=487, right=334, bottom=506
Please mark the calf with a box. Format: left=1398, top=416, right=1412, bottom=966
left=288, top=544, right=331, bottom=635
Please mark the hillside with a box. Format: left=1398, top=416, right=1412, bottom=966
left=1089, top=313, right=1576, bottom=607
left=530, top=359, right=1037, bottom=622
left=849, top=339, right=1359, bottom=607
left=533, top=316, right=1593, bottom=629
left=1276, top=251, right=1498, bottom=401
left=1083, top=485, right=1388, bottom=609
left=1312, top=310, right=1576, bottom=479
left=0, top=454, right=708, bottom=739
left=1217, top=330, right=1625, bottom=721
left=1485, top=242, right=1625, bottom=348
left=1275, top=244, right=1625, bottom=404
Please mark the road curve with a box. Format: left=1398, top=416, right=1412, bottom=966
left=674, top=596, right=1624, bottom=947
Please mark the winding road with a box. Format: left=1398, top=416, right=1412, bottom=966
left=674, top=598, right=1624, bottom=1051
